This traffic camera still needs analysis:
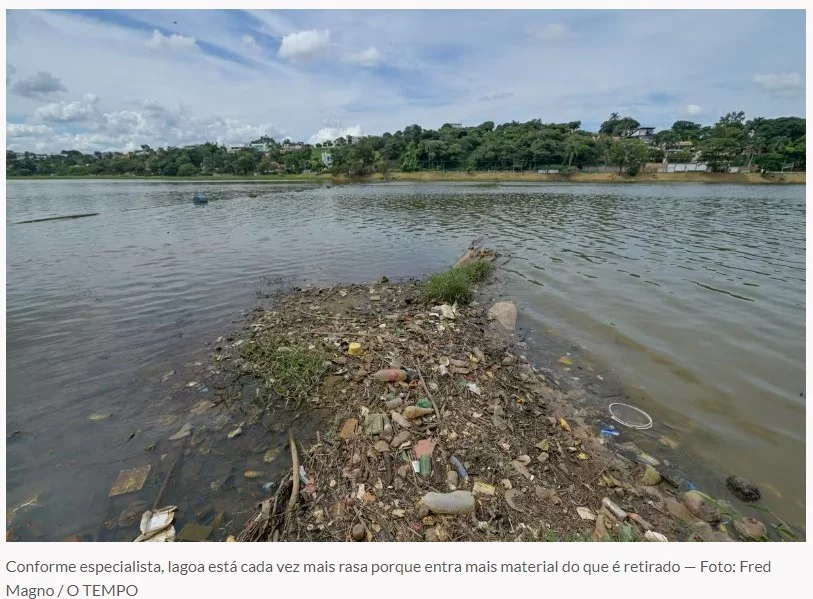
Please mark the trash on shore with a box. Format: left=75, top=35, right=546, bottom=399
left=609, top=402, right=653, bottom=430
left=109, top=465, right=151, bottom=497
left=134, top=506, right=176, bottom=542
left=212, top=242, right=760, bottom=543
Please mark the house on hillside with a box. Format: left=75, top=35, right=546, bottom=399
left=321, top=151, right=333, bottom=167
left=227, top=145, right=247, bottom=154
left=628, top=127, right=656, bottom=144
left=250, top=141, right=272, bottom=152
left=280, top=142, right=305, bottom=153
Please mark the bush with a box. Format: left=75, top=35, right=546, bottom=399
left=420, top=260, right=494, bottom=305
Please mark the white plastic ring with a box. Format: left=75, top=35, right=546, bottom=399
left=608, top=402, right=653, bottom=430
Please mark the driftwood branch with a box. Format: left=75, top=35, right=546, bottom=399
left=284, top=428, right=300, bottom=533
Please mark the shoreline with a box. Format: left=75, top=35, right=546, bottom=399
left=186, top=252, right=794, bottom=543
left=7, top=171, right=805, bottom=184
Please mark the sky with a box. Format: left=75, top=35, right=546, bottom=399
left=5, top=9, right=806, bottom=153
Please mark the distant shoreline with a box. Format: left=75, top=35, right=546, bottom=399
left=7, top=171, right=805, bottom=184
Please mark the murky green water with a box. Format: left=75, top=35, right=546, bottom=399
left=6, top=180, right=805, bottom=539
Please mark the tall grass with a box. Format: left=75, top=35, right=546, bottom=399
left=420, top=260, right=494, bottom=305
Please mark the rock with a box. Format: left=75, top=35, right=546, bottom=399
left=732, top=517, right=768, bottom=541
left=447, top=471, right=459, bottom=487
left=726, top=475, right=761, bottom=502
left=364, top=413, right=384, bottom=436
left=384, top=398, right=403, bottom=409
left=665, top=497, right=694, bottom=522
left=641, top=466, right=662, bottom=486
left=390, top=411, right=412, bottom=429
left=682, top=490, right=721, bottom=522
left=351, top=524, right=366, bottom=541
left=488, top=302, right=517, bottom=330
left=227, top=427, right=242, bottom=439
left=169, top=423, right=192, bottom=441
left=644, top=531, right=668, bottom=542
left=338, top=418, right=359, bottom=440
left=390, top=431, right=411, bottom=447
left=639, top=486, right=664, bottom=502
left=263, top=447, right=282, bottom=463
left=373, top=440, right=390, bottom=453
left=658, top=465, right=686, bottom=488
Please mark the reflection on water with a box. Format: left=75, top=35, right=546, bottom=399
left=5, top=180, right=805, bottom=539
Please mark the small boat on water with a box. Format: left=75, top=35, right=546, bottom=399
left=192, top=193, right=208, bottom=205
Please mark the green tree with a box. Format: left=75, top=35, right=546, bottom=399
left=400, top=143, right=420, bottom=172
left=610, top=139, right=649, bottom=175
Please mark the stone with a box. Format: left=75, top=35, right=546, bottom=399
left=658, top=465, right=686, bottom=488
left=338, top=418, right=359, bottom=440
left=665, top=497, right=694, bottom=522
left=447, top=471, right=459, bottom=487
left=364, top=413, right=384, bottom=436
left=639, top=486, right=664, bottom=502
left=682, top=490, right=721, bottom=523
left=488, top=302, right=517, bottom=330
left=169, top=423, right=192, bottom=441
left=177, top=523, right=214, bottom=542
left=263, top=447, right=282, bottom=463
left=390, top=431, right=411, bottom=447
left=351, top=524, right=366, bottom=541
left=726, top=475, right=761, bottom=502
left=641, top=466, right=662, bottom=486
left=390, top=411, right=412, bottom=428
left=373, top=440, right=390, bottom=453
left=732, top=517, right=768, bottom=541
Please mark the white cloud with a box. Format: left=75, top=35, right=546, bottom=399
left=241, top=34, right=260, bottom=53
left=536, top=23, right=575, bottom=42
left=686, top=104, right=703, bottom=115
left=479, top=91, right=514, bottom=102
left=10, top=70, right=67, bottom=98
left=7, top=123, right=54, bottom=138
left=145, top=29, right=198, bottom=52
left=308, top=125, right=363, bottom=145
left=34, top=95, right=99, bottom=123
left=278, top=29, right=330, bottom=61
left=342, top=46, right=383, bottom=68
left=752, top=72, right=803, bottom=92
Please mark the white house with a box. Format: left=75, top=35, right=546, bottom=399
left=250, top=142, right=271, bottom=152
left=227, top=145, right=247, bottom=154
left=321, top=152, right=333, bottom=166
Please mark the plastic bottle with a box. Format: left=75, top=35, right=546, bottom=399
left=419, top=455, right=432, bottom=478
left=420, top=491, right=475, bottom=515
left=372, top=369, right=408, bottom=382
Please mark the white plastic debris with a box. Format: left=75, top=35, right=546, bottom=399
left=134, top=506, right=177, bottom=542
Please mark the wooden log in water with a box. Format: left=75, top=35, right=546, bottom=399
left=17, top=213, right=99, bottom=224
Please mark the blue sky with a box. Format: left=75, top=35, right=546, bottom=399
left=5, top=9, right=806, bottom=152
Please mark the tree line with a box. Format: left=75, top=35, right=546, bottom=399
left=6, top=112, right=805, bottom=178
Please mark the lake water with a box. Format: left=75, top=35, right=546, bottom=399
left=5, top=179, right=805, bottom=540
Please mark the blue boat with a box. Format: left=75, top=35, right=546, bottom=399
left=192, top=193, right=208, bottom=205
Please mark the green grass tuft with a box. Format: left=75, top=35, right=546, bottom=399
left=420, top=260, right=494, bottom=305
left=241, top=337, right=328, bottom=406
left=456, top=259, right=494, bottom=283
